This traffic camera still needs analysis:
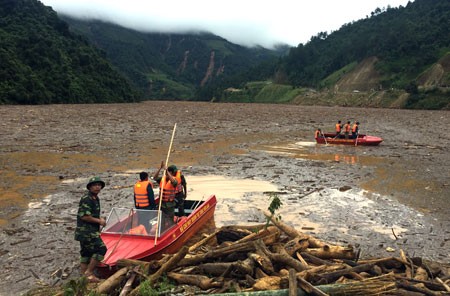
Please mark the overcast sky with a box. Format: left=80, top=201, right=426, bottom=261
left=40, top=0, right=411, bottom=48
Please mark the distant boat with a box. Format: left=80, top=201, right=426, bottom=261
left=315, top=133, right=383, bottom=146
left=98, top=195, right=217, bottom=276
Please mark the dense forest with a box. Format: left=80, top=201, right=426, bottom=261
left=0, top=0, right=139, bottom=104
left=282, top=0, right=449, bottom=89
left=62, top=17, right=286, bottom=100
left=198, top=0, right=450, bottom=109
left=197, top=0, right=449, bottom=109
left=0, top=0, right=448, bottom=108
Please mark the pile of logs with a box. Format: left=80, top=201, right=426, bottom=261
left=90, top=210, right=449, bottom=295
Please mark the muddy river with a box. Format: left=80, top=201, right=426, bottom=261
left=0, top=101, right=449, bottom=295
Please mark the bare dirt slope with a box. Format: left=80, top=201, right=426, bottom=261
left=0, top=102, right=449, bottom=295
left=335, top=56, right=381, bottom=92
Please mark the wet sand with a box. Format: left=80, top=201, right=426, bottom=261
left=0, top=101, right=449, bottom=295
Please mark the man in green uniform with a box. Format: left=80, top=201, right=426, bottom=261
left=74, top=177, right=107, bottom=282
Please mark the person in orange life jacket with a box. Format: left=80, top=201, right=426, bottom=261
left=153, top=161, right=179, bottom=223
left=168, top=165, right=187, bottom=216
left=343, top=121, right=351, bottom=139
left=314, top=128, right=322, bottom=139
left=335, top=120, right=342, bottom=137
left=134, top=172, right=156, bottom=210
left=134, top=172, right=156, bottom=229
left=352, top=121, right=360, bottom=139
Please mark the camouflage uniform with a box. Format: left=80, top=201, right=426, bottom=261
left=75, top=191, right=107, bottom=264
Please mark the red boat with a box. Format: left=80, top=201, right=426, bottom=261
left=315, top=133, right=383, bottom=146
left=98, top=195, right=217, bottom=276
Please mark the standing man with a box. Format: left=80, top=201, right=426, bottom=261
left=74, top=177, right=107, bottom=283
left=343, top=121, right=351, bottom=139
left=168, top=165, right=187, bottom=216
left=153, top=161, right=180, bottom=223
left=335, top=120, right=342, bottom=137
left=352, top=121, right=360, bottom=139
left=134, top=172, right=156, bottom=210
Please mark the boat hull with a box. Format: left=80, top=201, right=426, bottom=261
left=315, top=133, right=383, bottom=146
left=98, top=195, right=217, bottom=277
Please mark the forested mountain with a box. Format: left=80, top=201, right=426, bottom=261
left=283, top=0, right=449, bottom=89
left=206, top=0, right=449, bottom=109
left=1, top=0, right=448, bottom=108
left=62, top=17, right=287, bottom=100
left=0, top=0, right=139, bottom=104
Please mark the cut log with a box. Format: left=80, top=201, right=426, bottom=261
left=178, top=231, right=280, bottom=267
left=253, top=276, right=282, bottom=291
left=94, top=267, right=128, bottom=294
left=305, top=245, right=356, bottom=260
left=167, top=272, right=222, bottom=290
left=297, top=276, right=329, bottom=296
left=249, top=252, right=274, bottom=275
left=272, top=244, right=308, bottom=272
left=189, top=230, right=219, bottom=252
left=284, top=237, right=309, bottom=256
left=148, top=245, right=189, bottom=283
left=118, top=269, right=137, bottom=296
left=299, top=252, right=333, bottom=266
left=316, top=263, right=375, bottom=284
left=288, top=269, right=297, bottom=296
left=117, top=258, right=151, bottom=274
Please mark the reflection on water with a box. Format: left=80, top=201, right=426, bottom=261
left=186, top=175, right=279, bottom=227
left=186, top=175, right=278, bottom=201
left=257, top=142, right=368, bottom=165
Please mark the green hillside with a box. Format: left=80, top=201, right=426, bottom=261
left=206, top=0, right=450, bottom=109
left=62, top=17, right=285, bottom=100
left=0, top=0, right=139, bottom=104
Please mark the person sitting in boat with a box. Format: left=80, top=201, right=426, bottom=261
left=128, top=223, right=148, bottom=235
left=343, top=121, right=351, bottom=139
left=335, top=120, right=342, bottom=137
left=352, top=121, right=360, bottom=139
left=314, top=128, right=323, bottom=139
left=153, top=161, right=180, bottom=225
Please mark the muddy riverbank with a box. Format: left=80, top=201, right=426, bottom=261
left=0, top=102, right=449, bottom=295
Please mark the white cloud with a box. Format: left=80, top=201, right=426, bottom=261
left=40, top=0, right=411, bottom=48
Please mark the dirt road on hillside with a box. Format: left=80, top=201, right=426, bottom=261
left=0, top=102, right=449, bottom=295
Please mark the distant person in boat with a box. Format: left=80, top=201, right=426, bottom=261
left=335, top=120, right=342, bottom=137
left=153, top=161, right=180, bottom=223
left=134, top=172, right=156, bottom=210
left=314, top=128, right=323, bottom=139
left=352, top=121, right=360, bottom=139
left=343, top=121, right=351, bottom=139
left=74, top=177, right=107, bottom=283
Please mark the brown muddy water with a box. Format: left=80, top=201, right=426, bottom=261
left=0, top=101, right=449, bottom=295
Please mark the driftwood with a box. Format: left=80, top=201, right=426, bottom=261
left=305, top=245, right=356, bottom=260
left=94, top=267, right=128, bottom=294
left=167, top=272, right=223, bottom=290
left=72, top=218, right=449, bottom=296
left=288, top=269, right=297, bottom=296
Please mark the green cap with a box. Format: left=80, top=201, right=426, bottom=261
left=167, top=165, right=177, bottom=172
left=86, top=176, right=105, bottom=189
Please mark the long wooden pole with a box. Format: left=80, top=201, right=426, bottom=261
left=155, top=123, right=177, bottom=245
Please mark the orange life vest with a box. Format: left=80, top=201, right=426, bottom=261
left=128, top=224, right=148, bottom=235
left=344, top=123, right=351, bottom=132
left=134, top=180, right=153, bottom=207
left=335, top=123, right=341, bottom=132
left=174, top=171, right=183, bottom=194
left=160, top=172, right=181, bottom=202
left=352, top=123, right=358, bottom=133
